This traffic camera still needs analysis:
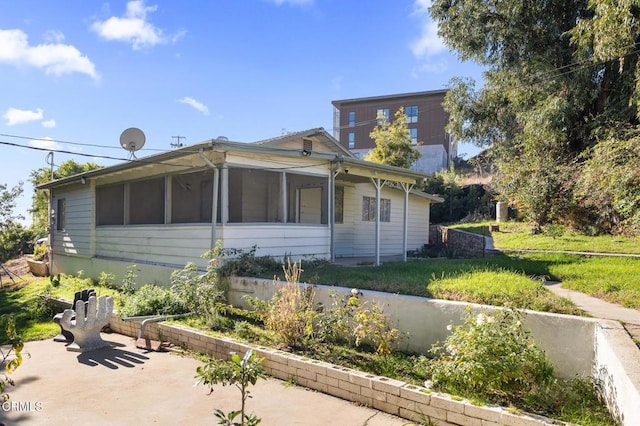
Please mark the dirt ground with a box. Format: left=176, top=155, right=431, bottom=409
left=0, top=256, right=34, bottom=288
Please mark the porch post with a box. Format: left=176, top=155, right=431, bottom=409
left=281, top=172, right=287, bottom=223
left=220, top=165, right=229, bottom=224
left=370, top=178, right=384, bottom=266
left=401, top=182, right=414, bottom=262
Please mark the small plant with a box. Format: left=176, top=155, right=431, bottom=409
left=120, top=264, right=138, bottom=294
left=195, top=350, right=265, bottom=426
left=264, top=259, right=317, bottom=349
left=0, top=315, right=28, bottom=402
left=98, top=271, right=115, bottom=289
left=428, top=307, right=554, bottom=406
left=32, top=243, right=48, bottom=261
left=49, top=273, right=61, bottom=287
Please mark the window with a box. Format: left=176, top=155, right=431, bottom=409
left=288, top=173, right=327, bottom=224
left=129, top=177, right=165, bottom=224
left=362, top=196, right=390, bottom=222
left=376, top=108, right=389, bottom=125
left=406, top=106, right=418, bottom=123
left=56, top=198, right=66, bottom=231
left=348, top=132, right=355, bottom=149
left=334, top=186, right=344, bottom=224
left=348, top=111, right=355, bottom=128
left=96, top=184, right=124, bottom=225
left=171, top=171, right=214, bottom=223
left=228, top=168, right=282, bottom=223
left=410, top=128, right=418, bottom=145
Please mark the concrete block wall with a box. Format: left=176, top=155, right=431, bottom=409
left=107, top=314, right=558, bottom=426
left=429, top=225, right=486, bottom=258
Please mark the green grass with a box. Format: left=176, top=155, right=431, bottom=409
left=0, top=278, right=59, bottom=341
left=451, top=220, right=640, bottom=254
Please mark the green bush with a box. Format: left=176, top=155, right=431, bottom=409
left=0, top=224, right=36, bottom=263
left=118, top=284, right=185, bottom=317
left=428, top=307, right=554, bottom=405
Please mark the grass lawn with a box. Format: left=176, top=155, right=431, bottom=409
left=451, top=220, right=640, bottom=254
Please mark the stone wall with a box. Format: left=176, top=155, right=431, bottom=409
left=429, top=225, right=487, bottom=258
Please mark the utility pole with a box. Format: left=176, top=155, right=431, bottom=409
left=46, top=152, right=54, bottom=274
left=171, top=136, right=185, bottom=149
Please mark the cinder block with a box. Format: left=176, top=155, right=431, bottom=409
left=295, top=367, right=317, bottom=381
left=400, top=385, right=431, bottom=405
left=430, top=393, right=465, bottom=413
left=326, top=366, right=352, bottom=381
left=464, top=403, right=502, bottom=423
left=371, top=377, right=405, bottom=396
left=501, top=411, right=554, bottom=426
left=337, top=380, right=360, bottom=395
left=316, top=374, right=339, bottom=387
left=447, top=411, right=482, bottom=426
left=372, top=398, right=400, bottom=415
left=349, top=372, right=373, bottom=388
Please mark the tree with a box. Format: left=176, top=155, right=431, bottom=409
left=0, top=183, right=23, bottom=230
left=430, top=0, right=640, bottom=233
left=29, top=160, right=102, bottom=233
left=364, top=107, right=421, bottom=168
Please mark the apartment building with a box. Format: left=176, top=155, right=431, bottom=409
left=332, top=90, right=456, bottom=174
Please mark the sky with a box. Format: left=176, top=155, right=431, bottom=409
left=0, top=0, right=484, bottom=226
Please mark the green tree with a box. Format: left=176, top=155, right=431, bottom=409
left=29, top=160, right=102, bottom=233
left=0, top=183, right=23, bottom=230
left=364, top=107, right=421, bottom=168
left=430, top=0, right=640, bottom=233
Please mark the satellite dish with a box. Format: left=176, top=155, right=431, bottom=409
left=120, top=127, right=146, bottom=159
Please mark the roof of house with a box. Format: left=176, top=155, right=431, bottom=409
left=37, top=128, right=443, bottom=202
left=331, top=89, right=448, bottom=107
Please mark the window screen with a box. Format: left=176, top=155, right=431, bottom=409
left=96, top=184, right=124, bottom=225
left=129, top=177, right=165, bottom=224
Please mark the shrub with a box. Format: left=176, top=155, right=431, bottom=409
left=428, top=307, right=554, bottom=405
left=216, top=246, right=281, bottom=278
left=0, top=224, right=36, bottom=263
left=118, top=284, right=185, bottom=317
left=263, top=260, right=317, bottom=349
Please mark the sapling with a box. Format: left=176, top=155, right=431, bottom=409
left=195, top=349, right=265, bottom=426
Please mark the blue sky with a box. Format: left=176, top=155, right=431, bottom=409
left=0, top=0, right=483, bottom=225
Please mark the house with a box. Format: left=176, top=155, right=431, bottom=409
left=331, top=90, right=456, bottom=174
left=38, top=128, right=442, bottom=284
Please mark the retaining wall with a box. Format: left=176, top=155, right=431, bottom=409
left=429, top=225, right=487, bottom=258
left=108, top=315, right=560, bottom=426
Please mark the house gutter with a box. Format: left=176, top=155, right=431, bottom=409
left=199, top=149, right=220, bottom=250
left=330, top=158, right=341, bottom=263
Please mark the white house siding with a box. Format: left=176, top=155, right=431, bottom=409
left=95, top=225, right=213, bottom=268
left=337, top=183, right=430, bottom=257
left=218, top=225, right=331, bottom=260
left=51, top=185, right=93, bottom=257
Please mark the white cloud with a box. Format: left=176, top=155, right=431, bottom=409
left=29, top=137, right=62, bottom=151
left=92, top=0, right=185, bottom=50
left=42, top=119, right=56, bottom=128
left=0, top=29, right=99, bottom=79
left=178, top=97, right=209, bottom=115
left=411, top=59, right=448, bottom=77
left=411, top=0, right=446, bottom=59
left=2, top=107, right=44, bottom=126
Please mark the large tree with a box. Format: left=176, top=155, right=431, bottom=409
left=29, top=160, right=102, bottom=232
left=364, top=107, right=422, bottom=168
left=431, top=0, right=640, bottom=233
left=0, top=183, right=23, bottom=230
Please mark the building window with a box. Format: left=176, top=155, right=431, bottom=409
left=171, top=171, right=214, bottom=223
left=129, top=177, right=166, bottom=224
left=348, top=111, right=355, bottom=128
left=362, top=196, right=390, bottom=222
left=96, top=184, right=124, bottom=225
left=410, top=128, right=418, bottom=145
left=56, top=198, right=66, bottom=231
left=406, top=106, right=418, bottom=123
left=334, top=186, right=344, bottom=224
left=348, top=132, right=355, bottom=149
left=376, top=108, right=389, bottom=125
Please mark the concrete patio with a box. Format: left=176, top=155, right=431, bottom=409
left=0, top=332, right=407, bottom=426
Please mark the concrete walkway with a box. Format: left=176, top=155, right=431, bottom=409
left=0, top=332, right=407, bottom=426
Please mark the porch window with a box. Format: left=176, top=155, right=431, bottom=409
left=56, top=198, right=66, bottom=231
left=171, top=171, right=215, bottom=223
left=287, top=173, right=327, bottom=224
left=96, top=184, right=124, bottom=225
left=228, top=168, right=282, bottom=223
left=129, top=177, right=165, bottom=224
left=362, top=196, right=390, bottom=222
